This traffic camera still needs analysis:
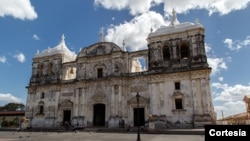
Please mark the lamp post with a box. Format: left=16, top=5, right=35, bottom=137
left=136, top=92, right=141, bottom=141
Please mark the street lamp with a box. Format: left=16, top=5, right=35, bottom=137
left=136, top=92, right=141, bottom=141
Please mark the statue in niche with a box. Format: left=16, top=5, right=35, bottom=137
left=54, top=61, right=62, bottom=75
left=32, top=63, right=38, bottom=76
left=33, top=68, right=37, bottom=76
left=153, top=49, right=160, bottom=61
left=52, top=61, right=58, bottom=75
left=38, top=63, right=43, bottom=76
left=43, top=62, right=48, bottom=75
left=96, top=46, right=105, bottom=55
left=114, top=85, right=119, bottom=94
left=48, top=62, right=53, bottom=75
left=114, top=62, right=120, bottom=72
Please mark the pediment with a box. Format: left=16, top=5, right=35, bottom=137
left=172, top=91, right=184, bottom=98
left=91, top=92, right=106, bottom=101
left=127, top=95, right=149, bottom=105
left=91, top=85, right=107, bottom=102
left=59, top=100, right=73, bottom=108
left=77, top=42, right=122, bottom=58
left=38, top=101, right=44, bottom=105
left=173, top=91, right=183, bottom=96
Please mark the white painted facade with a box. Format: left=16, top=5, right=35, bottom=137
left=25, top=10, right=216, bottom=129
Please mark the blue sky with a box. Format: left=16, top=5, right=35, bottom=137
left=0, top=0, right=250, bottom=119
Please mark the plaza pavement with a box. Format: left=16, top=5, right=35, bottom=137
left=0, top=130, right=205, bottom=141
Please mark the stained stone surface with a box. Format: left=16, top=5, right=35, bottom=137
left=25, top=10, right=215, bottom=129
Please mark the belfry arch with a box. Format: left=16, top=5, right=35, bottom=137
left=180, top=41, right=189, bottom=59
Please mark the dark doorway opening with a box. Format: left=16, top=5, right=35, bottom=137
left=134, top=108, right=145, bottom=127
left=93, top=104, right=105, bottom=126
left=63, top=110, right=71, bottom=125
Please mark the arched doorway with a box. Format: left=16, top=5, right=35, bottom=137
left=93, top=104, right=105, bottom=126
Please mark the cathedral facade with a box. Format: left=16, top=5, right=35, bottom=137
left=25, top=11, right=216, bottom=129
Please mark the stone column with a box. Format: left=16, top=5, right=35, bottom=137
left=111, top=86, right=115, bottom=116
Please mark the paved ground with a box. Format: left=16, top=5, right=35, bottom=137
left=0, top=131, right=204, bottom=141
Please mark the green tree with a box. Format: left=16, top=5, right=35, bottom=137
left=13, top=116, right=19, bottom=127
left=1, top=116, right=7, bottom=127
left=0, top=103, right=25, bottom=111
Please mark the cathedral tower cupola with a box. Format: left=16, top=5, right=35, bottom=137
left=147, top=9, right=209, bottom=72
left=30, top=34, right=77, bottom=85
left=34, top=34, right=76, bottom=62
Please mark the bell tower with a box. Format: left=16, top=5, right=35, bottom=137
left=30, top=34, right=76, bottom=85
left=147, top=9, right=208, bottom=72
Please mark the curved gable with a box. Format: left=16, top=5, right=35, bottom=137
left=78, top=42, right=122, bottom=58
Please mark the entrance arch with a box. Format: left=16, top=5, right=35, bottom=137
left=93, top=104, right=105, bottom=126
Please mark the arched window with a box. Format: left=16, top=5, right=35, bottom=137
left=180, top=41, right=189, bottom=59
left=163, top=45, right=170, bottom=61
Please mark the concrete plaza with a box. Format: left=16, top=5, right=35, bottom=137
left=0, top=131, right=204, bottom=141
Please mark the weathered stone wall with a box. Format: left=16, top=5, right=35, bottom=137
left=25, top=18, right=215, bottom=129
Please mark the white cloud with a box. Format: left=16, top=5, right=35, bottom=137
left=218, top=77, right=224, bottom=82
left=94, top=0, right=250, bottom=16
left=163, top=0, right=250, bottom=16
left=94, top=0, right=155, bottom=15
left=205, top=43, right=212, bottom=53
left=214, top=101, right=245, bottom=119
left=105, top=11, right=166, bottom=51
left=243, top=36, right=250, bottom=46
left=0, top=93, right=22, bottom=104
left=224, top=39, right=235, bottom=50
left=13, top=52, right=26, bottom=63
left=224, top=36, right=250, bottom=51
left=207, top=58, right=227, bottom=75
left=0, top=56, right=6, bottom=63
left=212, top=82, right=250, bottom=119
left=206, top=43, right=229, bottom=75
left=213, top=83, right=250, bottom=101
left=0, top=0, right=37, bottom=20
left=32, top=34, right=40, bottom=40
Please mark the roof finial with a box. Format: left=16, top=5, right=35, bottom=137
left=150, top=27, right=153, bottom=33
left=99, top=28, right=104, bottom=42
left=60, top=34, right=66, bottom=46
left=122, top=40, right=126, bottom=51
left=170, top=8, right=180, bottom=27
left=195, top=18, right=200, bottom=24
left=61, top=34, right=65, bottom=41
